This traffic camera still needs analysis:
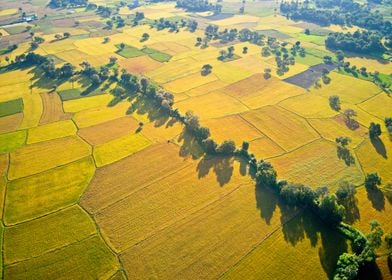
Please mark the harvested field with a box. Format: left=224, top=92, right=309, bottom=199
left=176, top=92, right=249, bottom=120
left=39, top=92, right=72, bottom=124
left=284, top=63, right=337, bottom=89
left=93, top=133, right=152, bottom=167
left=0, top=98, right=23, bottom=117
left=120, top=185, right=295, bottom=279
left=78, top=116, right=139, bottom=146
left=223, top=212, right=349, bottom=280
left=0, top=130, right=27, bottom=154
left=279, top=94, right=338, bottom=118
left=222, top=73, right=272, bottom=99
left=27, top=120, right=77, bottom=144
left=356, top=133, right=392, bottom=184
left=242, top=106, right=319, bottom=151
left=118, top=56, right=162, bottom=74
left=81, top=143, right=190, bottom=213
left=0, top=113, right=23, bottom=134
left=96, top=158, right=253, bottom=251
left=4, top=235, right=119, bottom=280
left=269, top=139, right=364, bottom=189
left=4, top=205, right=96, bottom=264
left=5, top=157, right=95, bottom=225
left=8, top=136, right=92, bottom=180
left=202, top=115, right=263, bottom=144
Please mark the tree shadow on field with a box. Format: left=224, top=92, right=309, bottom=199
left=254, top=184, right=349, bottom=279
left=177, top=129, right=204, bottom=160
left=371, top=137, right=387, bottom=159
left=366, top=186, right=385, bottom=211
left=126, top=96, right=170, bottom=128
left=340, top=196, right=360, bottom=224
left=196, top=155, right=234, bottom=187
left=357, top=261, right=383, bottom=280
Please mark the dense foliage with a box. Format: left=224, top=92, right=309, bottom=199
left=176, top=0, right=222, bottom=13
left=49, top=0, right=88, bottom=8
left=326, top=31, right=385, bottom=54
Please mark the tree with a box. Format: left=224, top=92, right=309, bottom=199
left=329, top=95, right=341, bottom=111
left=216, top=140, right=236, bottom=155
left=106, top=20, right=113, bottom=29
left=280, top=183, right=316, bottom=206
left=242, top=46, right=248, bottom=54
left=184, top=111, right=200, bottom=132
left=264, top=68, right=272, bottom=79
left=141, top=33, right=150, bottom=42
left=201, top=64, right=212, bottom=75
left=369, top=122, right=381, bottom=139
left=367, top=220, right=384, bottom=249
left=364, top=173, right=381, bottom=189
left=336, top=181, right=357, bottom=202
left=63, top=32, right=71, bottom=38
left=385, top=117, right=392, bottom=134
left=90, top=74, right=101, bottom=85
left=241, top=141, right=249, bottom=152
left=202, top=138, right=218, bottom=154
left=319, top=194, right=345, bottom=225
left=119, top=43, right=125, bottom=50
left=334, top=253, right=360, bottom=280
left=54, top=34, right=62, bottom=40
left=227, top=46, right=235, bottom=58
left=304, top=29, right=310, bottom=35
left=103, top=37, right=110, bottom=43
left=109, top=56, right=117, bottom=65
left=254, top=160, right=277, bottom=188
left=385, top=233, right=392, bottom=249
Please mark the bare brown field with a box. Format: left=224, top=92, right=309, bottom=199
left=118, top=56, right=162, bottom=74
left=81, top=143, right=191, bottom=213
left=78, top=116, right=140, bottom=146
left=0, top=113, right=23, bottom=134
left=39, top=92, right=72, bottom=125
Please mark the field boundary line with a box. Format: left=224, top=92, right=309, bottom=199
left=78, top=203, right=128, bottom=279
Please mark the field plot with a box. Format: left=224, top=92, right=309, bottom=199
left=19, top=93, right=43, bottom=129
left=4, top=205, right=96, bottom=264
left=96, top=158, right=253, bottom=251
left=74, top=37, right=118, bottom=55
left=93, top=133, right=152, bottom=167
left=72, top=101, right=130, bottom=128
left=8, top=136, right=91, bottom=180
left=5, top=157, right=95, bottom=225
left=176, top=92, right=249, bottom=120
left=248, top=137, right=285, bottom=159
left=118, top=56, right=162, bottom=74
left=284, top=63, right=337, bottom=89
left=223, top=213, right=349, bottom=280
left=356, top=133, right=392, bottom=184
left=39, top=39, right=77, bottom=55
left=211, top=14, right=260, bottom=27
left=186, top=80, right=228, bottom=97
left=0, top=98, right=23, bottom=117
left=228, top=54, right=275, bottom=73
left=311, top=72, right=381, bottom=104
left=308, top=117, right=367, bottom=147
left=39, top=92, right=73, bottom=124
left=164, top=72, right=218, bottom=94
left=269, top=139, right=363, bottom=189
left=213, top=63, right=254, bottom=84
left=81, top=143, right=190, bottom=213
left=27, top=120, right=77, bottom=144
left=0, top=130, right=27, bottom=154
left=120, top=185, right=296, bottom=280
left=279, top=94, right=338, bottom=118
left=202, top=115, right=263, bottom=144
left=0, top=113, right=23, bottom=134
left=63, top=94, right=113, bottom=113
left=4, top=235, right=119, bottom=280
left=116, top=44, right=145, bottom=58
left=242, top=106, right=319, bottom=151
left=358, top=93, right=392, bottom=120
left=0, top=153, right=8, bottom=176
left=345, top=57, right=391, bottom=73
left=222, top=74, right=273, bottom=99
left=0, top=82, right=30, bottom=102
left=78, top=116, right=139, bottom=146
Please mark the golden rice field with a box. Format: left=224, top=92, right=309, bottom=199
left=0, top=1, right=391, bottom=279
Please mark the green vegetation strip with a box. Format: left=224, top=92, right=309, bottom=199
left=0, top=130, right=26, bottom=154
left=0, top=98, right=23, bottom=117
left=116, top=44, right=172, bottom=62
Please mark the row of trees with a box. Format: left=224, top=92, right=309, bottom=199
left=48, top=0, right=88, bottom=8
left=151, top=18, right=198, bottom=33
